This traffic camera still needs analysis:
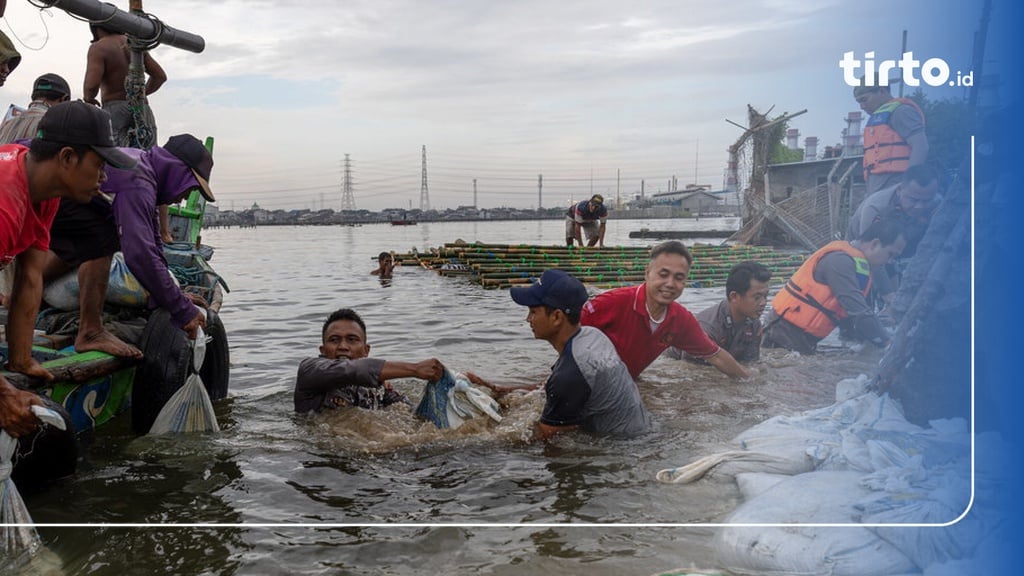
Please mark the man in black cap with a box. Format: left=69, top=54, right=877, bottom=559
left=0, top=73, right=72, bottom=144
left=565, top=194, right=608, bottom=248
left=0, top=101, right=135, bottom=421
left=42, top=133, right=215, bottom=357
left=467, top=269, right=652, bottom=439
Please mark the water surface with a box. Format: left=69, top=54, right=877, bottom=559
left=22, top=218, right=882, bottom=575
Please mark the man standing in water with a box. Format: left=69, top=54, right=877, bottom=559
left=668, top=260, right=772, bottom=364
left=468, top=269, right=652, bottom=439
left=581, top=240, right=749, bottom=380
left=371, top=251, right=395, bottom=279
left=294, top=308, right=443, bottom=413
left=83, top=24, right=167, bottom=147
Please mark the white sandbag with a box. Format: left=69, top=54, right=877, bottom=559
left=656, top=449, right=815, bottom=484
left=714, top=471, right=916, bottom=576
left=734, top=472, right=789, bottom=500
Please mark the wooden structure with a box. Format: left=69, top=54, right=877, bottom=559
left=724, top=105, right=867, bottom=251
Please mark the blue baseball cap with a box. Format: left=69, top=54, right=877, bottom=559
left=510, top=269, right=588, bottom=315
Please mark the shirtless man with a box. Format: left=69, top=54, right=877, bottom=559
left=83, top=24, right=167, bottom=147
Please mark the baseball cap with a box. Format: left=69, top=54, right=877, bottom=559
left=35, top=101, right=136, bottom=169
left=163, top=134, right=215, bottom=202
left=33, top=73, right=71, bottom=99
left=510, top=269, right=588, bottom=315
left=590, top=194, right=604, bottom=204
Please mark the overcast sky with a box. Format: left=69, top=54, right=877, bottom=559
left=0, top=0, right=1000, bottom=212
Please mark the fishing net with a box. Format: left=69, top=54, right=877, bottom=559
left=149, top=325, right=219, bottom=434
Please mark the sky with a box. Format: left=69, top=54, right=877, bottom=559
left=0, top=0, right=999, bottom=212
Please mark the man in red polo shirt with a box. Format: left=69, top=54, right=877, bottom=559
left=581, top=240, right=749, bottom=380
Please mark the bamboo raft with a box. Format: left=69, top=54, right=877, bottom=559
left=390, top=243, right=806, bottom=289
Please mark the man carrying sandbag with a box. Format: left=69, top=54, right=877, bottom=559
left=41, top=134, right=215, bottom=355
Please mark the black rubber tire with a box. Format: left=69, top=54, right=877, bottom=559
left=12, top=395, right=78, bottom=492
left=131, top=308, right=192, bottom=433
left=200, top=309, right=230, bottom=401
left=131, top=308, right=231, bottom=433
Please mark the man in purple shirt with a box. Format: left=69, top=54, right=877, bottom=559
left=42, top=134, right=215, bottom=355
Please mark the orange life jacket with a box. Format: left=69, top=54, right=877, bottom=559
left=862, top=98, right=925, bottom=178
left=771, top=241, right=872, bottom=338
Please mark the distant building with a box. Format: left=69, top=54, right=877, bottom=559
left=647, top=185, right=725, bottom=214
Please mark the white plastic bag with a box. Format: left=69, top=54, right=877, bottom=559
left=149, top=326, right=219, bottom=434
left=1, top=406, right=65, bottom=570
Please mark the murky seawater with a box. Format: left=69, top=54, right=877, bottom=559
left=18, top=218, right=883, bottom=575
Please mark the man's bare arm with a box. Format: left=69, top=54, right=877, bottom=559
left=705, top=348, right=750, bottom=379
left=83, top=44, right=105, bottom=105
left=143, top=52, right=167, bottom=95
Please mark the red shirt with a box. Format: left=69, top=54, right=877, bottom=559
left=581, top=284, right=720, bottom=379
left=0, top=145, right=59, bottom=269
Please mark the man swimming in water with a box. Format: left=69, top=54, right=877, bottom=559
left=371, top=251, right=395, bottom=279
left=294, top=308, right=443, bottom=413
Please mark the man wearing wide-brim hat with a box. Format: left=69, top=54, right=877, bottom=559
left=42, top=133, right=216, bottom=357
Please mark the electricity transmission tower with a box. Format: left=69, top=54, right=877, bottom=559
left=340, top=154, right=356, bottom=211
left=419, top=145, right=430, bottom=211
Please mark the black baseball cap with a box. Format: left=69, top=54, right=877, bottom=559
left=510, top=269, right=588, bottom=315
left=163, top=134, right=215, bottom=202
left=35, top=101, right=136, bottom=169
left=33, top=73, right=70, bottom=99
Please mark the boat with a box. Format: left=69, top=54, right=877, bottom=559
left=1, top=0, right=227, bottom=487
left=391, top=219, right=418, bottom=226
left=628, top=228, right=736, bottom=239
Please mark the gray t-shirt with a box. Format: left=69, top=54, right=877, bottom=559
left=542, top=326, right=653, bottom=437
left=295, top=356, right=405, bottom=413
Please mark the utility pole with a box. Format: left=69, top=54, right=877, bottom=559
left=616, top=169, right=621, bottom=209
left=694, top=138, right=699, bottom=185
left=419, top=145, right=430, bottom=211
left=340, top=153, right=356, bottom=211
left=537, top=174, right=543, bottom=210
left=473, top=178, right=478, bottom=209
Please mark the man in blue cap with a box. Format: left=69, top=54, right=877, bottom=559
left=468, top=269, right=652, bottom=439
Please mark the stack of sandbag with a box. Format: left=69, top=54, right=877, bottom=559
left=656, top=375, right=999, bottom=575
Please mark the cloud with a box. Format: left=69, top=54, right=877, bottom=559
left=0, top=0, right=984, bottom=210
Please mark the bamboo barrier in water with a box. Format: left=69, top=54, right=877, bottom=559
left=388, top=242, right=805, bottom=290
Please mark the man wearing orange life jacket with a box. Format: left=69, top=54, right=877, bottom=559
left=762, top=220, right=906, bottom=355
left=855, top=81, right=928, bottom=196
